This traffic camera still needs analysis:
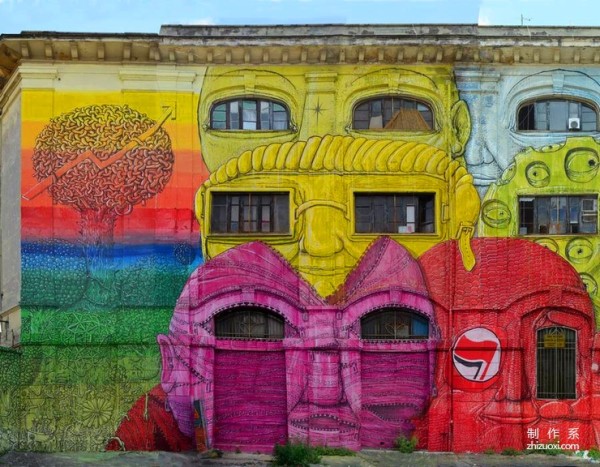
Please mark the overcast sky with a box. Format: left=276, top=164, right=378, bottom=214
left=1, top=0, right=599, bottom=34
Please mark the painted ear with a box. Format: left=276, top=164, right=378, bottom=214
left=451, top=100, right=471, bottom=157
left=157, top=334, right=177, bottom=393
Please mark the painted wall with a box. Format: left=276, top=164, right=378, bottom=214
left=1, top=59, right=599, bottom=454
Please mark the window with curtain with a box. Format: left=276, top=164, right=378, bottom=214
left=353, top=96, right=434, bottom=131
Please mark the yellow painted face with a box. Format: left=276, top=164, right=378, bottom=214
left=197, top=136, right=480, bottom=297
left=198, top=65, right=471, bottom=172
left=479, top=136, right=600, bottom=322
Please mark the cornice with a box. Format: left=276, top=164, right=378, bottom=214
left=4, top=24, right=600, bottom=93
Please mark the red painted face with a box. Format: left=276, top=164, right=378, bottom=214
left=419, top=238, right=596, bottom=452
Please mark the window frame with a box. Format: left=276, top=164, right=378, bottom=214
left=351, top=95, right=435, bottom=132
left=209, top=191, right=292, bottom=236
left=517, top=97, right=599, bottom=133
left=353, top=192, right=436, bottom=235
left=517, top=194, right=598, bottom=236
left=209, top=97, right=290, bottom=131
left=214, top=306, right=285, bottom=340
left=536, top=326, right=577, bottom=400
left=360, top=307, right=430, bottom=341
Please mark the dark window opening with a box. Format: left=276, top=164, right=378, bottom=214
left=215, top=307, right=285, bottom=339
left=211, top=192, right=289, bottom=234
left=537, top=327, right=576, bottom=399
left=518, top=195, right=598, bottom=235
left=361, top=308, right=429, bottom=340
left=518, top=99, right=597, bottom=132
left=353, top=96, right=434, bottom=131
left=355, top=193, right=435, bottom=234
left=210, top=98, right=289, bottom=130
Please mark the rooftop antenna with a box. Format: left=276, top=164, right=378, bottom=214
left=521, top=14, right=532, bottom=37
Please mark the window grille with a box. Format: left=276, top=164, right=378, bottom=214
left=537, top=327, right=576, bottom=399
left=361, top=308, right=429, bottom=340
left=215, top=307, right=285, bottom=339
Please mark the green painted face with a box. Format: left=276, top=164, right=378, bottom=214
left=479, top=136, right=600, bottom=323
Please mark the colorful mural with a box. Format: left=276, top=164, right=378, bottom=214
left=479, top=136, right=600, bottom=319
left=2, top=53, right=600, bottom=455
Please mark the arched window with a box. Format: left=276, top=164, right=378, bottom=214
left=537, top=327, right=576, bottom=399
left=353, top=96, right=434, bottom=131
left=214, top=307, right=285, bottom=339
left=361, top=307, right=429, bottom=339
left=210, top=98, right=289, bottom=130
left=518, top=98, right=598, bottom=132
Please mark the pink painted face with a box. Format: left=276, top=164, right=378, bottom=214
left=158, top=237, right=438, bottom=451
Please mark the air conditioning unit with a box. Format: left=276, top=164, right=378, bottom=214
left=568, top=117, right=581, bottom=131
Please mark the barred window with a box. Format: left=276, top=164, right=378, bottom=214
left=210, top=98, right=289, bottom=130
left=355, top=193, right=435, bottom=234
left=353, top=96, right=434, bottom=131
left=211, top=192, right=289, bottom=234
left=519, top=195, right=598, bottom=235
left=518, top=98, right=598, bottom=132
left=215, top=307, right=285, bottom=339
left=361, top=308, right=429, bottom=340
left=537, top=327, right=576, bottom=399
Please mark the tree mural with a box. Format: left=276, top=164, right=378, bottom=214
left=26, top=104, right=174, bottom=242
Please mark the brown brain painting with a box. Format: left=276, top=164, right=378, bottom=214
left=32, top=105, right=174, bottom=233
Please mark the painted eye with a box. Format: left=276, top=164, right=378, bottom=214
left=580, top=273, right=598, bottom=297
left=565, top=149, right=599, bottom=183
left=481, top=199, right=512, bottom=229
left=566, top=238, right=594, bottom=264
left=525, top=161, right=550, bottom=188
left=535, top=238, right=559, bottom=253
left=498, top=163, right=516, bottom=185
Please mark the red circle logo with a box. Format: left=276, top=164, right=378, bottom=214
left=453, top=328, right=501, bottom=383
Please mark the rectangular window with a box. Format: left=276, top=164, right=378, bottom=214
left=355, top=193, right=435, bottom=234
left=518, top=195, right=598, bottom=235
left=537, top=327, right=576, bottom=399
left=211, top=192, right=289, bottom=234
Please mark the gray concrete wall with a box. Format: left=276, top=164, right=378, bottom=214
left=0, top=92, right=21, bottom=313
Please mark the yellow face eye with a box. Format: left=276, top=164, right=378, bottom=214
left=535, top=238, right=559, bottom=253
left=498, top=163, right=516, bottom=185
left=525, top=161, right=551, bottom=188
left=565, top=149, right=600, bottom=183
left=481, top=199, right=512, bottom=229
left=566, top=238, right=595, bottom=264
left=580, top=273, right=598, bottom=297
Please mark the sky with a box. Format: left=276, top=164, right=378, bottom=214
left=1, top=0, right=600, bottom=34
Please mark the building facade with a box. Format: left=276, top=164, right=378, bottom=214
left=0, top=24, right=599, bottom=453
